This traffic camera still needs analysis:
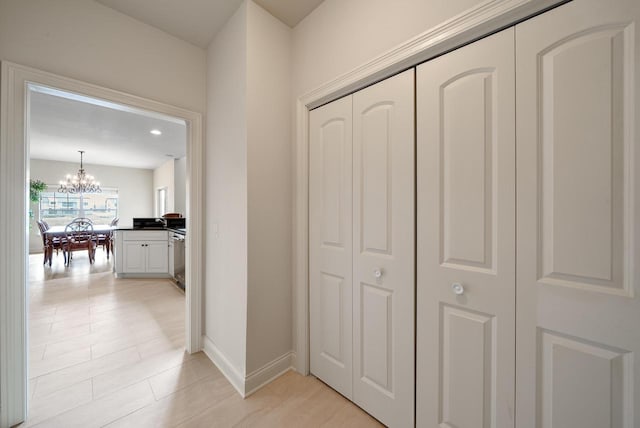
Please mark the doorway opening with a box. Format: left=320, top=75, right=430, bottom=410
left=0, top=62, right=203, bottom=425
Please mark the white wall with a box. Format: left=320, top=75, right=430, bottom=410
left=292, top=0, right=482, bottom=98
left=205, top=1, right=249, bottom=377
left=0, top=0, right=206, bottom=113
left=204, top=0, right=292, bottom=382
left=29, top=158, right=153, bottom=251
left=174, top=157, right=187, bottom=216
left=153, top=159, right=175, bottom=216
left=245, top=0, right=292, bottom=374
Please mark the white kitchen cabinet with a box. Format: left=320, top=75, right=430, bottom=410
left=115, top=230, right=169, bottom=277
left=145, top=241, right=169, bottom=273
left=122, top=241, right=146, bottom=273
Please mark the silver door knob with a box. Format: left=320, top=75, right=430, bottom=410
left=451, top=282, right=464, bottom=295
left=373, top=268, right=383, bottom=279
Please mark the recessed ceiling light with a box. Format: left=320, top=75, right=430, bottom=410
left=150, top=129, right=162, bottom=136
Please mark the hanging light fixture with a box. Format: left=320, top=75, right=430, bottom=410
left=58, top=150, right=102, bottom=194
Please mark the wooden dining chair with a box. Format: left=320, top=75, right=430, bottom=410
left=108, top=217, right=119, bottom=256
left=63, top=219, right=96, bottom=266
left=37, top=220, right=65, bottom=266
left=96, top=217, right=119, bottom=259
left=73, top=217, right=94, bottom=224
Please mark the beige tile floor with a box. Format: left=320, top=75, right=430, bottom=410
left=22, top=250, right=382, bottom=427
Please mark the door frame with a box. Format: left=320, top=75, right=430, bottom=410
left=0, top=61, right=204, bottom=426
left=293, top=0, right=567, bottom=374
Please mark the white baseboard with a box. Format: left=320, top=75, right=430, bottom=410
left=201, top=335, right=295, bottom=398
left=245, top=351, right=295, bottom=397
left=201, top=335, right=246, bottom=396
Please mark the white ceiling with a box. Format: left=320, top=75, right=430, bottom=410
left=29, top=85, right=187, bottom=170
left=95, top=0, right=324, bottom=48
left=29, top=0, right=326, bottom=170
left=252, top=0, right=325, bottom=28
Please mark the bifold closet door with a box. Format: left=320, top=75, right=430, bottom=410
left=416, top=28, right=516, bottom=427
left=516, top=0, right=640, bottom=426
left=352, top=69, right=415, bottom=427
left=309, top=69, right=415, bottom=427
left=309, top=95, right=353, bottom=399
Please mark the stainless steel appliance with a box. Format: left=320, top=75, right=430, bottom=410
left=172, top=231, right=186, bottom=290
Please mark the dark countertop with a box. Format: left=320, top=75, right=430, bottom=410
left=115, top=227, right=186, bottom=235
left=115, top=227, right=171, bottom=231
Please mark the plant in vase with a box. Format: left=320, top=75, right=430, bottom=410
left=29, top=179, right=47, bottom=226
left=30, top=179, right=47, bottom=203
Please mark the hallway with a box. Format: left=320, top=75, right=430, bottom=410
left=24, top=253, right=380, bottom=427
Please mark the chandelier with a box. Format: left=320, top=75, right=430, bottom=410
left=58, top=150, right=102, bottom=194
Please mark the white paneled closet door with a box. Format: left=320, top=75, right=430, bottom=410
left=309, top=95, right=353, bottom=399
left=309, top=69, right=415, bottom=427
left=516, top=0, right=640, bottom=426
left=352, top=69, right=415, bottom=427
left=416, top=28, right=516, bottom=427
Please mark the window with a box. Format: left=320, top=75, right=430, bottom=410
left=39, top=185, right=118, bottom=226
left=156, top=187, right=167, bottom=217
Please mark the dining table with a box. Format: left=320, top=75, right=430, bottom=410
left=43, top=224, right=116, bottom=266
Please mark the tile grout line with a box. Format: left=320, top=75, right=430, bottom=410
left=31, top=346, right=140, bottom=400
left=91, top=350, right=197, bottom=400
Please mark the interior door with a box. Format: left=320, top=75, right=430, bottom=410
left=309, top=95, right=354, bottom=399
left=416, top=28, right=516, bottom=427
left=352, top=69, right=415, bottom=427
left=516, top=0, right=640, bottom=426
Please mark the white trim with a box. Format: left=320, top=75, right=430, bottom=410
left=293, top=0, right=568, bottom=374
left=0, top=60, right=28, bottom=428
left=303, top=0, right=566, bottom=110
left=201, top=335, right=295, bottom=399
left=0, top=61, right=204, bottom=426
left=245, top=352, right=295, bottom=397
left=202, top=335, right=247, bottom=397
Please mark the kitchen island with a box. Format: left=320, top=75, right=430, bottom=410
left=113, top=229, right=171, bottom=278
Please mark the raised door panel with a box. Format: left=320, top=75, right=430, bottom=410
left=516, top=0, right=640, bottom=426
left=360, top=104, right=392, bottom=255
left=146, top=241, right=168, bottom=273
left=538, top=25, right=627, bottom=292
left=123, top=242, right=146, bottom=273
left=417, top=28, right=515, bottom=428
left=539, top=331, right=631, bottom=428
left=360, top=283, right=392, bottom=392
left=441, top=71, right=494, bottom=271
left=353, top=69, right=414, bottom=428
left=309, top=95, right=353, bottom=399
left=440, top=306, right=495, bottom=428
